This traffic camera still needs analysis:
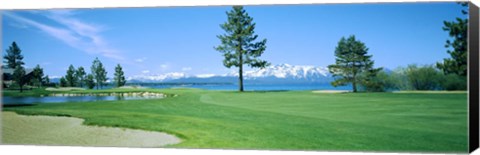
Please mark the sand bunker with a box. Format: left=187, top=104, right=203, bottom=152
left=1, top=112, right=180, bottom=147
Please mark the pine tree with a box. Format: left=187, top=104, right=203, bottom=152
left=114, top=64, right=126, bottom=87
left=91, top=57, right=107, bottom=89
left=31, top=64, right=44, bottom=88
left=65, top=65, right=77, bottom=87
left=76, top=67, right=87, bottom=87
left=59, top=76, right=67, bottom=87
left=3, top=42, right=24, bottom=69
left=43, top=75, right=50, bottom=85
left=215, top=6, right=269, bottom=92
left=436, top=2, right=468, bottom=77
left=327, top=35, right=379, bottom=92
left=13, top=65, right=26, bottom=92
left=85, top=74, right=96, bottom=89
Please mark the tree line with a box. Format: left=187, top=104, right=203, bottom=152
left=56, top=58, right=126, bottom=89
left=3, top=42, right=127, bottom=92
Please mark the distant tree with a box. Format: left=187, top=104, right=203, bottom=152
left=113, top=64, right=126, bottom=87
left=215, top=6, right=269, bottom=92
left=59, top=76, right=67, bottom=87
left=85, top=74, right=96, bottom=89
left=328, top=35, right=379, bottom=92
left=3, top=42, right=24, bottom=69
left=13, top=65, right=26, bottom=92
left=65, top=65, right=77, bottom=87
left=405, top=64, right=443, bottom=90
left=436, top=2, right=468, bottom=77
left=31, top=64, right=44, bottom=88
left=76, top=66, right=87, bottom=87
left=91, top=57, right=107, bottom=89
left=43, top=75, right=50, bottom=85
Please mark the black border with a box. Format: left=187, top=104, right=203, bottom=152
left=469, top=1, right=479, bottom=153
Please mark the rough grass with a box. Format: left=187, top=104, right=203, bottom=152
left=2, top=88, right=468, bottom=153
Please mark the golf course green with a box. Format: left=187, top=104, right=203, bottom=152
left=1, top=88, right=468, bottom=153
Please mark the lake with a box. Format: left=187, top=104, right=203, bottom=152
left=2, top=95, right=163, bottom=106
left=142, top=83, right=351, bottom=91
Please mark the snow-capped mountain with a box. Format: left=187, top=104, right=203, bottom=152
left=127, top=64, right=332, bottom=84
left=226, top=64, right=329, bottom=79
left=127, top=72, right=188, bottom=83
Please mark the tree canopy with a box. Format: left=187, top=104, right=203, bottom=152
left=3, top=42, right=24, bottom=69
left=114, top=64, right=126, bottom=87
left=91, top=57, right=107, bottom=89
left=328, top=35, right=380, bottom=92
left=65, top=65, right=77, bottom=87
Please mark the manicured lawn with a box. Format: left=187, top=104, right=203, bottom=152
left=2, top=88, right=468, bottom=153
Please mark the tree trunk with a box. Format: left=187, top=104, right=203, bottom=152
left=352, top=73, right=357, bottom=92
left=239, top=52, right=244, bottom=92
left=19, top=85, right=23, bottom=93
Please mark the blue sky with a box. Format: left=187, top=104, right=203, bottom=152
left=2, top=2, right=466, bottom=78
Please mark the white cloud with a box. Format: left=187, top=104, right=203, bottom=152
left=181, top=67, right=192, bottom=71
left=4, top=11, right=125, bottom=61
left=141, top=70, right=150, bottom=74
left=135, top=57, right=147, bottom=63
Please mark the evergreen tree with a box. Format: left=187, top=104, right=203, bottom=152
left=59, top=76, right=67, bottom=87
left=76, top=66, right=87, bottom=87
left=436, top=2, right=468, bottom=77
left=43, top=75, right=50, bottom=85
left=31, top=64, right=44, bottom=88
left=215, top=6, right=269, bottom=92
left=65, top=65, right=77, bottom=87
left=91, top=57, right=107, bottom=89
left=327, top=35, right=379, bottom=92
left=13, top=65, right=26, bottom=92
left=3, top=42, right=24, bottom=69
left=85, top=74, right=96, bottom=89
left=114, top=64, right=126, bottom=87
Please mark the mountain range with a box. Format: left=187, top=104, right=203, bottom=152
left=127, top=64, right=333, bottom=84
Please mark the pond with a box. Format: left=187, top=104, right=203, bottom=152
left=2, top=95, right=164, bottom=106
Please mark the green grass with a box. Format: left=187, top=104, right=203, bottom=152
left=2, top=88, right=468, bottom=153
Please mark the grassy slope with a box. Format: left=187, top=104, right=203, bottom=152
left=2, top=88, right=468, bottom=152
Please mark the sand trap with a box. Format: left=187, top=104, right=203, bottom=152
left=45, top=87, right=86, bottom=91
left=1, top=112, right=181, bottom=147
left=312, top=90, right=350, bottom=93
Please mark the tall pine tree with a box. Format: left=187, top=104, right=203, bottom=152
left=76, top=67, right=87, bottom=87
left=31, top=64, right=44, bottom=88
left=215, top=6, right=269, bottom=92
left=65, top=65, right=77, bottom=87
left=114, top=64, right=126, bottom=87
left=328, top=35, right=379, bottom=92
left=3, top=42, right=24, bottom=69
left=91, top=57, right=107, bottom=89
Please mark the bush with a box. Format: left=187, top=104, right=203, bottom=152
left=404, top=64, right=443, bottom=90
left=440, top=74, right=467, bottom=90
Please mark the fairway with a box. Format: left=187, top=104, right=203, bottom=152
left=1, top=88, right=468, bottom=153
